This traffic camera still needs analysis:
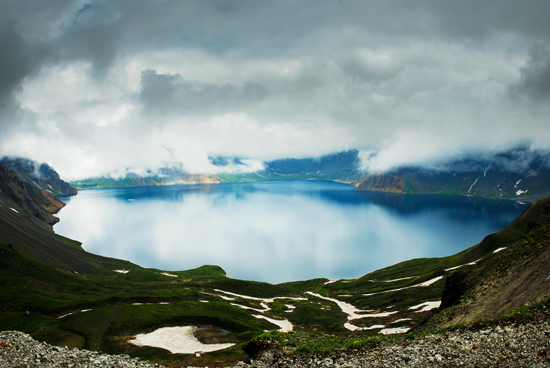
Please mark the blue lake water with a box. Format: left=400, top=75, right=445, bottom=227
left=54, top=180, right=527, bottom=283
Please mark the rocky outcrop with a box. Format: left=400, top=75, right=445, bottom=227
left=0, top=331, right=166, bottom=368
left=356, top=174, right=406, bottom=193
left=421, top=197, right=550, bottom=331
left=0, top=163, right=65, bottom=226
left=0, top=157, right=77, bottom=196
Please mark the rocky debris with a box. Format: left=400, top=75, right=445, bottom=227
left=3, top=316, right=550, bottom=367
left=240, top=318, right=550, bottom=367
left=0, top=331, right=166, bottom=368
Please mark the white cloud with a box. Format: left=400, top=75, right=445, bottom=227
left=1, top=1, right=549, bottom=179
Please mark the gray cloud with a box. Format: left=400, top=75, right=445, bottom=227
left=0, top=0, right=549, bottom=179
left=139, top=70, right=268, bottom=117
left=513, top=45, right=550, bottom=102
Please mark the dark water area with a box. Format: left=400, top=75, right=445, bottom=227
left=55, top=180, right=527, bottom=283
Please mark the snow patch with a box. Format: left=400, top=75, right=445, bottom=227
left=381, top=276, right=417, bottom=283
left=363, top=276, right=444, bottom=297
left=408, top=301, right=441, bottom=312
left=253, top=315, right=293, bottom=332
left=493, top=247, right=507, bottom=253
left=130, top=326, right=235, bottom=354
left=114, top=269, right=129, bottom=274
left=468, top=177, right=480, bottom=193
left=344, top=323, right=385, bottom=331
left=380, top=327, right=410, bottom=335
left=10, top=208, right=18, bottom=213
left=160, top=273, right=178, bottom=277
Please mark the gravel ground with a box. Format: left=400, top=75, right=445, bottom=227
left=0, top=331, right=165, bottom=368
left=241, top=321, right=550, bottom=367
left=2, top=315, right=550, bottom=367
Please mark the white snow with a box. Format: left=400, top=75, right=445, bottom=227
left=468, top=177, right=480, bottom=193
left=57, top=312, right=74, bottom=319
left=10, top=208, right=18, bottom=213
left=304, top=292, right=394, bottom=322
left=130, top=326, right=235, bottom=354
left=379, top=327, right=410, bottom=335
left=344, top=323, right=385, bottom=331
left=408, top=301, right=441, bottom=312
left=516, top=189, right=528, bottom=196
left=253, top=315, right=293, bottom=332
left=284, top=304, right=296, bottom=313
left=381, top=276, right=417, bottom=283
left=215, top=289, right=306, bottom=303
left=363, top=276, right=444, bottom=296
left=160, top=273, right=178, bottom=277
left=444, top=258, right=482, bottom=272
left=493, top=247, right=507, bottom=253
left=114, top=269, right=129, bottom=274
left=515, top=179, right=522, bottom=188
left=390, top=318, right=412, bottom=324
left=231, top=303, right=270, bottom=313
left=217, top=295, right=236, bottom=301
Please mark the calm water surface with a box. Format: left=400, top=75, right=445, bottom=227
left=55, top=181, right=527, bottom=283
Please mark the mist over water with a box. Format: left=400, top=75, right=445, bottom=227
left=55, top=181, right=526, bottom=283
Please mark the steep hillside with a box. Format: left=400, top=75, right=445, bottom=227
left=0, top=157, right=77, bottom=196
left=0, top=163, right=66, bottom=226
left=417, top=196, right=550, bottom=331
left=356, top=160, right=550, bottom=202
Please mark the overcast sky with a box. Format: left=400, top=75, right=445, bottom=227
left=1, top=0, right=549, bottom=180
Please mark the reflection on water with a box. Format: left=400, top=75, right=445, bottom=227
left=55, top=181, right=526, bottom=283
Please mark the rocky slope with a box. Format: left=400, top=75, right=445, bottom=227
left=356, top=150, right=550, bottom=202
left=0, top=331, right=165, bottom=368
left=3, top=308, right=550, bottom=367
left=0, top=157, right=77, bottom=196
left=0, top=163, right=66, bottom=226
left=241, top=313, right=550, bottom=367
left=418, top=197, right=550, bottom=331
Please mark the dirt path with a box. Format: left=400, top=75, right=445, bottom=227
left=90, top=304, right=125, bottom=350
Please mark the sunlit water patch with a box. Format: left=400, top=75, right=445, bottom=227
left=55, top=181, right=526, bottom=283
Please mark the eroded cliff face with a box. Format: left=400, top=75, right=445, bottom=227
left=0, top=157, right=77, bottom=196
left=420, top=197, right=550, bottom=332
left=356, top=174, right=406, bottom=193
left=0, top=163, right=65, bottom=226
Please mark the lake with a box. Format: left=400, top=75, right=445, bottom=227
left=54, top=180, right=527, bottom=283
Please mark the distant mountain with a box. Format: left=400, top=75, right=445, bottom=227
left=0, top=157, right=77, bottom=196
left=0, top=163, right=66, bottom=226
left=357, top=150, right=550, bottom=202
left=217, top=150, right=363, bottom=183
left=71, top=165, right=222, bottom=189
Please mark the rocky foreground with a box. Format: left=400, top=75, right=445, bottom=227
left=2, top=310, right=550, bottom=368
